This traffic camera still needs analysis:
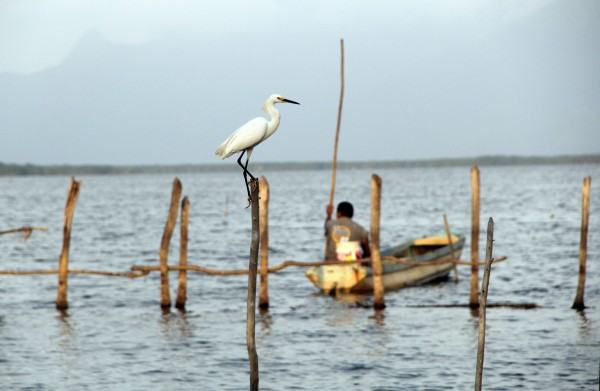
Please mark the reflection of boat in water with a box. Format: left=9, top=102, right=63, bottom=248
left=305, top=232, right=465, bottom=294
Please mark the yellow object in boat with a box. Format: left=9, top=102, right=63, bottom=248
left=413, top=235, right=459, bottom=246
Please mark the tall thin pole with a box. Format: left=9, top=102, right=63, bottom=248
left=475, top=217, right=494, bottom=391
left=371, top=174, right=385, bottom=310
left=247, top=179, right=260, bottom=391
left=176, top=196, right=190, bottom=310
left=572, top=176, right=591, bottom=310
left=470, top=165, right=480, bottom=307
left=160, top=178, right=182, bottom=308
left=259, top=176, right=270, bottom=309
left=56, top=177, right=81, bottom=311
left=325, top=38, right=345, bottom=258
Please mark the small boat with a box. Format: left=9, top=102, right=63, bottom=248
left=305, top=232, right=465, bottom=294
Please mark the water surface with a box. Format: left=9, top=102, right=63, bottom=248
left=0, top=165, right=598, bottom=390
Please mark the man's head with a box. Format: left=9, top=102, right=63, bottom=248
left=337, top=201, right=354, bottom=218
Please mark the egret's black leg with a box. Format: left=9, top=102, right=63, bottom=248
left=237, top=150, right=251, bottom=199
left=243, top=154, right=255, bottom=181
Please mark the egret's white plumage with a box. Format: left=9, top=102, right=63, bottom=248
left=215, top=93, right=300, bottom=199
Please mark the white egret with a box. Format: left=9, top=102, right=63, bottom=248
left=215, top=93, right=300, bottom=200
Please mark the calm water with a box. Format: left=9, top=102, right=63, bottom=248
left=0, top=165, right=598, bottom=390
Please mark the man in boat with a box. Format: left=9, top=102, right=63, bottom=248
left=325, top=201, right=370, bottom=261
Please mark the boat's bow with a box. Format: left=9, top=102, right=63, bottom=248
left=305, top=263, right=367, bottom=294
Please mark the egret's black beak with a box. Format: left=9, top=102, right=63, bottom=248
left=283, top=98, right=300, bottom=105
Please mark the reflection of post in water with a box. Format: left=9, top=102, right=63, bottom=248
left=57, top=310, right=74, bottom=338
left=258, top=308, right=273, bottom=336
left=160, top=309, right=191, bottom=338
left=372, top=309, right=385, bottom=327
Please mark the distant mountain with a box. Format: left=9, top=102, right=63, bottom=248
left=1, top=0, right=599, bottom=166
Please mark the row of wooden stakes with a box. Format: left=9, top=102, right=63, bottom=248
left=0, top=167, right=591, bottom=312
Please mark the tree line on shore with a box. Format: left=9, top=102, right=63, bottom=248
left=1, top=154, right=599, bottom=176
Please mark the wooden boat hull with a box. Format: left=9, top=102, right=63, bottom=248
left=306, top=233, right=465, bottom=294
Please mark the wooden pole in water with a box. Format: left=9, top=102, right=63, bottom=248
left=371, top=174, right=385, bottom=310
left=572, top=176, right=591, bottom=310
left=259, top=176, right=270, bottom=309
left=160, top=178, right=182, bottom=309
left=325, top=38, right=345, bottom=259
left=247, top=178, right=260, bottom=391
left=56, top=177, right=81, bottom=311
left=175, top=196, right=190, bottom=310
left=470, top=165, right=480, bottom=308
left=475, top=217, right=494, bottom=391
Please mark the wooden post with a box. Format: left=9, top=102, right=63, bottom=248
left=475, top=217, right=494, bottom=391
left=259, top=176, right=270, bottom=310
left=572, top=176, right=591, bottom=310
left=160, top=178, right=182, bottom=308
left=176, top=196, right=190, bottom=310
left=470, top=165, right=480, bottom=308
left=325, top=38, right=345, bottom=259
left=443, top=213, right=459, bottom=283
left=56, top=177, right=81, bottom=311
left=247, top=178, right=260, bottom=391
left=371, top=174, right=385, bottom=310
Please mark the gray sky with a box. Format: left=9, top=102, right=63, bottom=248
left=1, top=0, right=598, bottom=165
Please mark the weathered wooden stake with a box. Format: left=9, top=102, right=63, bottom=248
left=572, top=176, right=591, bottom=310
left=175, top=196, right=190, bottom=310
left=443, top=213, right=459, bottom=283
left=470, top=165, right=481, bottom=308
left=475, top=217, right=494, bottom=391
left=370, top=174, right=385, bottom=310
left=56, top=177, right=81, bottom=311
left=247, top=178, right=260, bottom=391
left=160, top=178, right=182, bottom=308
left=259, top=176, right=270, bottom=310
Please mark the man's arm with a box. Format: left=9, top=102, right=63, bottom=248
left=362, top=237, right=371, bottom=258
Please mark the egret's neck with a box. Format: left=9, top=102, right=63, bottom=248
left=265, top=104, right=281, bottom=138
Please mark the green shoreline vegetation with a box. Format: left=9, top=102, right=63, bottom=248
left=1, top=154, right=599, bottom=176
